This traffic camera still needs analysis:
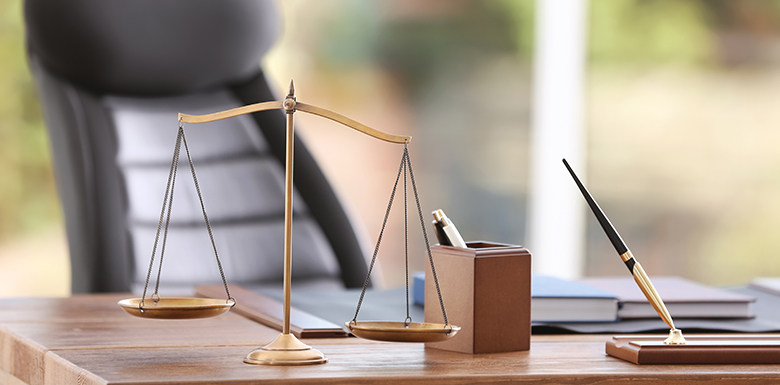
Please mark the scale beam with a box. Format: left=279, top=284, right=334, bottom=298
left=178, top=101, right=284, bottom=124
left=294, top=102, right=410, bottom=144
left=178, top=100, right=411, bottom=144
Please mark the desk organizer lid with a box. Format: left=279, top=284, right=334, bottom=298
left=432, top=241, right=530, bottom=259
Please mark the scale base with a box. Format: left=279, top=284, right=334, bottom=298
left=244, top=333, right=327, bottom=366
left=607, top=334, right=780, bottom=364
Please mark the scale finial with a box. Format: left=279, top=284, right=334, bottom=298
left=284, top=79, right=297, bottom=113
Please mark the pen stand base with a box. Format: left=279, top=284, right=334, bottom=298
left=607, top=335, right=780, bottom=364
left=244, top=333, right=327, bottom=366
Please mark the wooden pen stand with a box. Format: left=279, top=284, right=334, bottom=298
left=607, top=334, right=780, bottom=364
left=424, top=241, right=531, bottom=354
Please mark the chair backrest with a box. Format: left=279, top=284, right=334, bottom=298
left=24, top=0, right=370, bottom=293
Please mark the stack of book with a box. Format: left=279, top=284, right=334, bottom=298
left=422, top=274, right=754, bottom=323
left=198, top=275, right=756, bottom=336
left=579, top=276, right=755, bottom=321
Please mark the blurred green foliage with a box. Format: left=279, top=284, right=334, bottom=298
left=590, top=0, right=780, bottom=67
left=589, top=0, right=714, bottom=66
left=306, top=1, right=529, bottom=98
left=0, top=0, right=58, bottom=242
left=309, top=0, right=780, bottom=91
left=373, top=1, right=521, bottom=90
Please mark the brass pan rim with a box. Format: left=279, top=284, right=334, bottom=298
left=118, top=297, right=235, bottom=319
left=119, top=297, right=234, bottom=308
left=348, top=321, right=458, bottom=333
left=345, top=321, right=461, bottom=343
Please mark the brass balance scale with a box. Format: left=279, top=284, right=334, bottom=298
left=118, top=81, right=460, bottom=365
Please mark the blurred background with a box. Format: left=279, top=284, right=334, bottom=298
left=3, top=0, right=780, bottom=297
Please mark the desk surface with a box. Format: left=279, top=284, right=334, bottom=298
left=2, top=294, right=780, bottom=385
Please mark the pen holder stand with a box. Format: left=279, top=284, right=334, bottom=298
left=424, top=241, right=531, bottom=354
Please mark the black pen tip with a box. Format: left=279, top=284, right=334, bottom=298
left=562, top=158, right=574, bottom=173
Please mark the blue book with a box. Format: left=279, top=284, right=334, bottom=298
left=413, top=272, right=425, bottom=306
left=532, top=275, right=619, bottom=322
left=414, top=273, right=618, bottom=322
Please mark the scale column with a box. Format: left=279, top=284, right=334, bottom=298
left=244, top=81, right=327, bottom=366
left=282, top=83, right=295, bottom=335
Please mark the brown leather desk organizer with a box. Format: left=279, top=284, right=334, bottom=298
left=424, top=241, right=531, bottom=354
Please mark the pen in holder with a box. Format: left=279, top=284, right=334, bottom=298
left=424, top=241, right=531, bottom=354
left=432, top=209, right=466, bottom=248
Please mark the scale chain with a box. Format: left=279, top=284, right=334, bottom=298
left=352, top=148, right=406, bottom=323
left=153, top=128, right=184, bottom=298
left=140, top=124, right=233, bottom=309
left=141, top=128, right=183, bottom=308
left=352, top=145, right=449, bottom=327
left=406, top=146, right=449, bottom=326
left=180, top=128, right=233, bottom=302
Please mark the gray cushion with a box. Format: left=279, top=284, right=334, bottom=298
left=105, top=92, right=341, bottom=293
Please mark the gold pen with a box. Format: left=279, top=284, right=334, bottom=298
left=563, top=159, right=686, bottom=345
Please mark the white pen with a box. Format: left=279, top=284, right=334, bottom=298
left=432, top=209, right=467, bottom=248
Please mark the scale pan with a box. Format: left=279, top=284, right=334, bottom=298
left=118, top=297, right=235, bottom=320
left=346, top=321, right=460, bottom=343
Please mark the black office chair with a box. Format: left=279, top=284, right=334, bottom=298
left=24, top=0, right=370, bottom=294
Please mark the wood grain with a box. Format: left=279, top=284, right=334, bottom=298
left=43, top=352, right=106, bottom=385
left=1, top=324, right=47, bottom=385
left=44, top=339, right=780, bottom=385
left=4, top=296, right=780, bottom=384
left=0, top=294, right=134, bottom=323
left=0, top=368, right=29, bottom=385
left=0, top=294, right=277, bottom=385
left=1, top=315, right=277, bottom=350
left=196, top=284, right=347, bottom=338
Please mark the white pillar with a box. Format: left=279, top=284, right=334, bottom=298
left=527, top=0, right=589, bottom=279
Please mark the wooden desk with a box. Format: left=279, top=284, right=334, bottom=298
left=1, top=295, right=780, bottom=384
